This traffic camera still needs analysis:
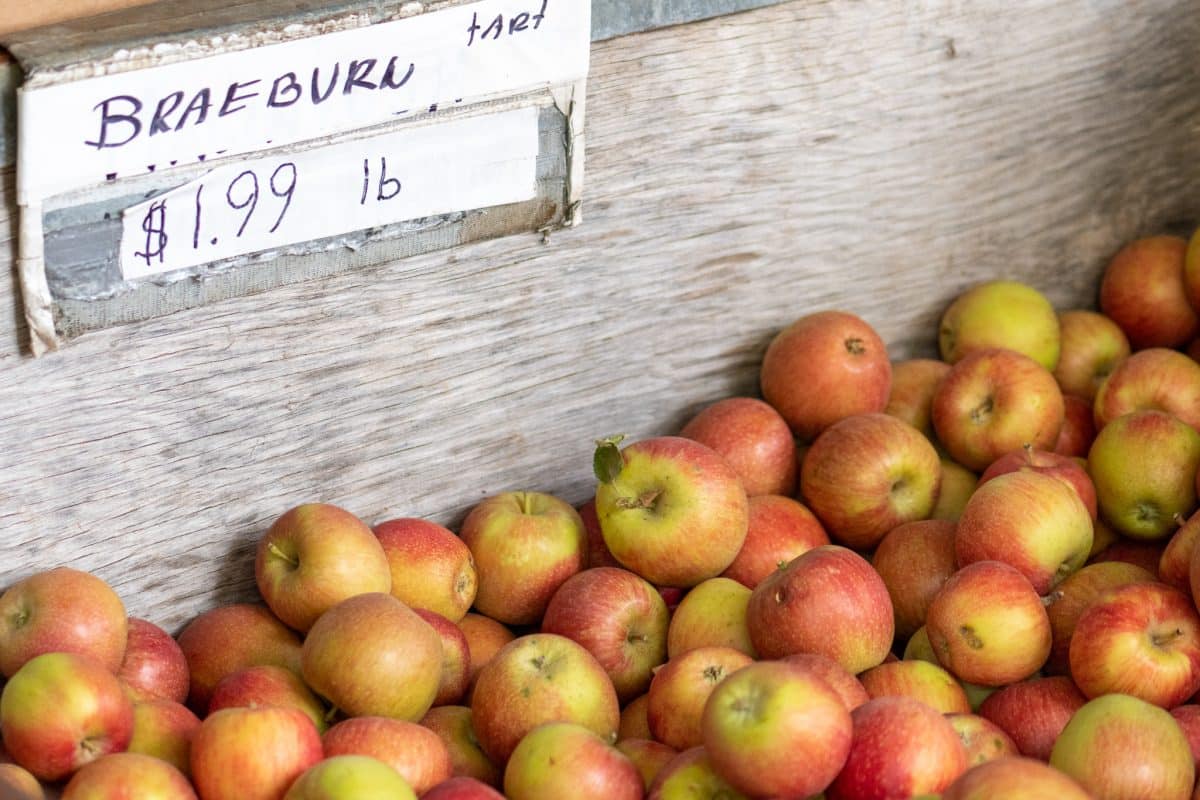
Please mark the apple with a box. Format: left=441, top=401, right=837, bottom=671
left=719, top=495, right=829, bottom=590
left=1054, top=394, right=1098, bottom=458
left=1170, top=704, right=1200, bottom=764
left=413, top=609, right=471, bottom=707
left=0, top=652, right=134, bottom=782
left=1100, top=235, right=1196, bottom=349
left=470, top=633, right=620, bottom=765
left=1094, top=347, right=1200, bottom=431
left=1043, top=560, right=1157, bottom=675
left=931, top=348, right=1065, bottom=472
left=578, top=498, right=623, bottom=570
left=301, top=592, right=442, bottom=721
left=871, top=518, right=957, bottom=641
left=283, top=755, right=416, bottom=800
left=759, top=309, right=892, bottom=441
left=932, top=458, right=978, bottom=521
left=826, top=696, right=968, bottom=800
left=456, top=612, right=514, bottom=697
left=941, top=756, right=1093, bottom=800
left=1092, top=537, right=1166, bottom=574
left=0, top=762, right=42, bottom=800
left=956, top=469, right=1093, bottom=595
left=422, top=777, right=505, bottom=800
left=615, top=738, right=677, bottom=791
left=678, top=396, right=798, bottom=496
left=60, top=752, right=196, bottom=799
left=1069, top=581, right=1200, bottom=707
left=885, top=358, right=952, bottom=441
left=666, top=577, right=755, bottom=659
left=925, top=561, right=1051, bottom=687
left=746, top=545, right=894, bottom=674
left=647, top=746, right=749, bottom=800
left=857, top=659, right=971, bottom=714
left=541, top=567, right=670, bottom=702
left=901, top=626, right=996, bottom=711
left=190, top=706, right=322, bottom=800
left=1088, top=409, right=1200, bottom=540
left=702, top=659, right=852, bottom=798
left=978, top=445, right=1098, bottom=520
left=419, top=705, right=502, bottom=788
left=646, top=646, right=754, bottom=752
left=1054, top=309, right=1132, bottom=402
left=323, top=716, right=452, bottom=795
left=207, top=664, right=328, bottom=732
left=945, top=713, right=1019, bottom=766
left=1161, top=509, right=1200, bottom=595
left=503, top=721, right=642, bottom=800
left=779, top=652, right=870, bottom=712
left=255, top=502, right=392, bottom=632
left=117, top=618, right=189, bottom=704
left=0, top=567, right=128, bottom=678
left=593, top=436, right=749, bottom=588
left=976, top=675, right=1086, bottom=760
left=619, top=694, right=652, bottom=742
left=938, top=280, right=1060, bottom=370
left=1050, top=693, right=1194, bottom=800
left=373, top=517, right=478, bottom=622
left=175, top=602, right=303, bottom=715
left=126, top=698, right=201, bottom=776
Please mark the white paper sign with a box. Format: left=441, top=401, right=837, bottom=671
left=20, top=0, right=588, bottom=201
left=119, top=106, right=538, bottom=279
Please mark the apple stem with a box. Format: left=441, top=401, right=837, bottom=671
left=1022, top=442, right=1035, bottom=462
left=267, top=542, right=299, bottom=568
left=324, top=705, right=340, bottom=724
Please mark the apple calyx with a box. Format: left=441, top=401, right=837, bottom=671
left=959, top=625, right=984, bottom=650
left=845, top=337, right=867, bottom=356
left=615, top=489, right=663, bottom=510
left=593, top=435, right=627, bottom=484
left=6, top=605, right=29, bottom=629
left=970, top=396, right=995, bottom=425
left=703, top=665, right=725, bottom=683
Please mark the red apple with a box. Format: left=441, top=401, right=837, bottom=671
left=189, top=706, right=322, bottom=800
left=61, top=752, right=195, bottom=799
left=871, top=518, right=957, bottom=641
left=857, top=659, right=971, bottom=714
left=941, top=756, right=1093, bottom=800
left=1054, top=394, right=1098, bottom=458
left=977, top=675, right=1086, bottom=760
left=461, top=491, right=586, bottom=626
left=746, top=545, right=894, bottom=674
left=1170, top=704, right=1200, bottom=764
left=413, top=609, right=471, bottom=707
left=945, top=713, right=1019, bottom=766
left=323, top=716, right=452, bottom=795
left=457, top=613, right=514, bottom=697
left=255, top=502, right=392, bottom=632
left=1162, top=510, right=1200, bottom=595
left=578, top=498, right=623, bottom=570
left=885, top=358, right=952, bottom=441
left=666, top=577, right=755, bottom=659
left=301, top=592, right=442, bottom=721
left=1054, top=309, right=1132, bottom=402
left=283, top=755, right=415, bottom=800
left=978, top=445, right=1098, bottom=520
left=615, top=738, right=677, bottom=791
left=117, top=618, right=189, bottom=704
left=1100, top=235, right=1196, bottom=349
left=647, top=746, right=748, bottom=800
left=719, top=495, right=829, bottom=590
left=503, top=722, right=642, bottom=800
left=0, top=567, right=127, bottom=678
left=207, top=664, right=327, bottom=732
left=419, top=705, right=502, bottom=788
left=1043, top=560, right=1157, bottom=675
left=126, top=698, right=200, bottom=776
left=423, top=777, right=505, bottom=800
left=1092, top=536, right=1166, bottom=574
left=0, top=652, right=134, bottom=782
left=1094, top=347, right=1200, bottom=431
left=779, top=652, right=870, bottom=712
left=0, top=762, right=42, bottom=800
left=939, top=280, right=1061, bottom=370
left=678, top=396, right=798, bottom=496
left=646, top=646, right=754, bottom=752
left=374, top=517, right=478, bottom=622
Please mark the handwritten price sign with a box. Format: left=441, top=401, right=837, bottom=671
left=121, top=107, right=539, bottom=279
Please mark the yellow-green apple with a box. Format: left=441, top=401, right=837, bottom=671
left=60, top=752, right=196, bottom=800
left=702, top=659, right=852, bottom=798
left=1169, top=704, right=1200, bottom=763
left=979, top=445, right=1098, bottom=520
left=1043, top=560, right=1156, bottom=675
left=885, top=358, right=952, bottom=442
left=932, top=458, right=978, bottom=520
left=460, top=491, right=586, bottom=625
left=283, top=755, right=415, bottom=800
left=117, top=618, right=189, bottom=704
left=0, top=652, right=134, bottom=781
left=503, top=722, right=642, bottom=800
left=618, top=693, right=651, bottom=741
left=126, top=699, right=200, bottom=776
left=1094, top=347, right=1200, bottom=431
left=746, top=545, right=894, bottom=673
left=666, top=577, right=755, bottom=659
left=647, top=746, right=748, bottom=800
left=827, top=696, right=968, bottom=800
left=800, top=413, right=941, bottom=550
left=301, top=592, right=441, bottom=721
left=1100, top=235, right=1196, bottom=349
left=578, top=498, right=623, bottom=570
left=760, top=310, right=892, bottom=442
left=255, top=503, right=392, bottom=633
left=1069, top=581, right=1200, bottom=707
left=456, top=613, right=514, bottom=698
left=931, top=348, right=1065, bottom=472
left=956, top=470, right=1093, bottom=595
left=323, top=716, right=451, bottom=795
left=1088, top=409, right=1200, bottom=539
left=419, top=705, right=502, bottom=787
left=779, top=652, right=870, bottom=712
left=470, top=633, right=620, bottom=765
left=901, top=626, right=997, bottom=711
left=593, top=436, right=749, bottom=588
left=1161, top=510, right=1200, bottom=595
left=422, top=777, right=505, bottom=800
left=1050, top=693, right=1194, bottom=799
left=189, top=706, right=322, bottom=800
left=941, top=756, right=1093, bottom=800
left=373, top=517, right=478, bottom=622
left=176, top=602, right=302, bottom=715
left=0, top=762, right=42, bottom=799
left=719, top=495, right=829, bottom=589
left=615, top=738, right=677, bottom=791
left=925, top=561, right=1051, bottom=686
left=1054, top=394, right=1098, bottom=458
left=207, top=664, right=327, bottom=732
left=413, top=609, right=471, bottom=706
left=678, top=396, right=798, bottom=496
left=977, top=675, right=1086, bottom=760
left=945, top=714, right=1019, bottom=766
left=646, top=646, right=754, bottom=752
left=0, top=567, right=128, bottom=678
left=938, top=280, right=1061, bottom=370
left=857, top=659, right=970, bottom=714
left=871, top=519, right=957, bottom=641
left=1054, top=309, right=1132, bottom=402
left=541, top=567, right=669, bottom=702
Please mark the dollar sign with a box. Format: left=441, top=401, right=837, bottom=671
left=135, top=200, right=168, bottom=267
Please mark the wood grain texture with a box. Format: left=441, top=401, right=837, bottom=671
left=0, top=0, right=1198, bottom=630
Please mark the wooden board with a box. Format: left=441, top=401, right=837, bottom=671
left=0, top=0, right=159, bottom=36
left=0, top=0, right=1198, bottom=631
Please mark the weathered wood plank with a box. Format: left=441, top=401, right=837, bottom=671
left=0, top=0, right=1198, bottom=630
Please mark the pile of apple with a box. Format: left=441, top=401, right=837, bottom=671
left=5, top=231, right=1200, bottom=800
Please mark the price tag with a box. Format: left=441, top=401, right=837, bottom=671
left=119, top=106, right=538, bottom=279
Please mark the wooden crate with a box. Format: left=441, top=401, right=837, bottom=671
left=0, top=0, right=1197, bottom=631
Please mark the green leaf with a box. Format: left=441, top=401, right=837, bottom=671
left=593, top=434, right=626, bottom=484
